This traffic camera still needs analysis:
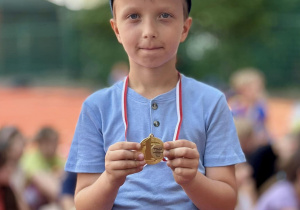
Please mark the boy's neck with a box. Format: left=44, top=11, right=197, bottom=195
left=128, top=65, right=179, bottom=99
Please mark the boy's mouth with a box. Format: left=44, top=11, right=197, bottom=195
left=140, top=47, right=163, bottom=50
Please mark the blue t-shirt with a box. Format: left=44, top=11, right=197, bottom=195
left=65, top=74, right=245, bottom=209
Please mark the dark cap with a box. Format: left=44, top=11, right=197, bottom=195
left=109, top=0, right=191, bottom=15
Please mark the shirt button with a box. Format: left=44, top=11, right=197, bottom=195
left=153, top=121, right=160, bottom=127
left=152, top=103, right=158, bottom=110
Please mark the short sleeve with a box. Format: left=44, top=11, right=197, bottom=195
left=65, top=101, right=106, bottom=173
left=204, top=94, right=245, bottom=167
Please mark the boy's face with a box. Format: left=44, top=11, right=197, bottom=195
left=110, top=0, right=192, bottom=69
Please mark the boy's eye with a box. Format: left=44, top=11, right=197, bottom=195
left=159, top=13, right=171, bottom=19
left=128, top=14, right=139, bottom=19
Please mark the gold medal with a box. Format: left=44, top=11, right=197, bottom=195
left=140, top=134, right=164, bottom=165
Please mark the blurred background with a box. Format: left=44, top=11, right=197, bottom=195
left=0, top=0, right=300, bottom=209
left=1, top=0, right=300, bottom=88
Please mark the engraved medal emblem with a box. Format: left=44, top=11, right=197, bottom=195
left=140, top=134, right=164, bottom=165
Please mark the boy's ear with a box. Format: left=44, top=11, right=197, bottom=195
left=180, top=17, right=193, bottom=43
left=110, top=19, right=123, bottom=44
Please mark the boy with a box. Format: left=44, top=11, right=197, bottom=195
left=65, top=0, right=245, bottom=209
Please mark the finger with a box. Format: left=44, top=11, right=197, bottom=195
left=109, top=142, right=141, bottom=151
left=113, top=166, right=145, bottom=177
left=107, top=150, right=144, bottom=161
left=163, top=147, right=199, bottom=160
left=164, top=140, right=197, bottom=150
left=167, top=158, right=198, bottom=169
left=106, top=160, right=146, bottom=170
left=173, top=167, right=196, bottom=177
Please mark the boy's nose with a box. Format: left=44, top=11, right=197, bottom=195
left=142, top=19, right=158, bottom=39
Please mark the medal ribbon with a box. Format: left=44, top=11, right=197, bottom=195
left=122, top=75, right=129, bottom=141
left=122, top=72, right=182, bottom=142
left=173, top=72, right=183, bottom=141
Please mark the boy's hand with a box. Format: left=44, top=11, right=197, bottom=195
left=105, top=142, right=146, bottom=186
left=163, top=140, right=200, bottom=185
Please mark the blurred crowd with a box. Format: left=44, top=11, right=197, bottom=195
left=227, top=68, right=300, bottom=210
left=0, top=126, right=75, bottom=210
left=0, top=67, right=299, bottom=210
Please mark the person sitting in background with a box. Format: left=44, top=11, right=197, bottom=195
left=228, top=67, right=270, bottom=147
left=255, top=131, right=300, bottom=210
left=234, top=118, right=258, bottom=210
left=21, top=127, right=64, bottom=210
left=0, top=144, right=19, bottom=210
left=234, top=118, right=257, bottom=158
left=247, top=130, right=300, bottom=200
left=0, top=126, right=28, bottom=210
left=247, top=143, right=278, bottom=197
left=273, top=131, right=300, bottom=173
left=235, top=162, right=257, bottom=210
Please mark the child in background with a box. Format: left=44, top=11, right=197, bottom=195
left=234, top=119, right=258, bottom=209
left=235, top=162, right=256, bottom=210
left=0, top=126, right=28, bottom=210
left=0, top=143, right=19, bottom=210
left=234, top=118, right=256, bottom=158
left=273, top=132, right=300, bottom=171
left=21, top=127, right=64, bottom=210
left=65, top=0, right=245, bottom=209
left=228, top=68, right=270, bottom=147
left=256, top=131, right=300, bottom=210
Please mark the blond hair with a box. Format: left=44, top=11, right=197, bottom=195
left=230, top=67, right=265, bottom=91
